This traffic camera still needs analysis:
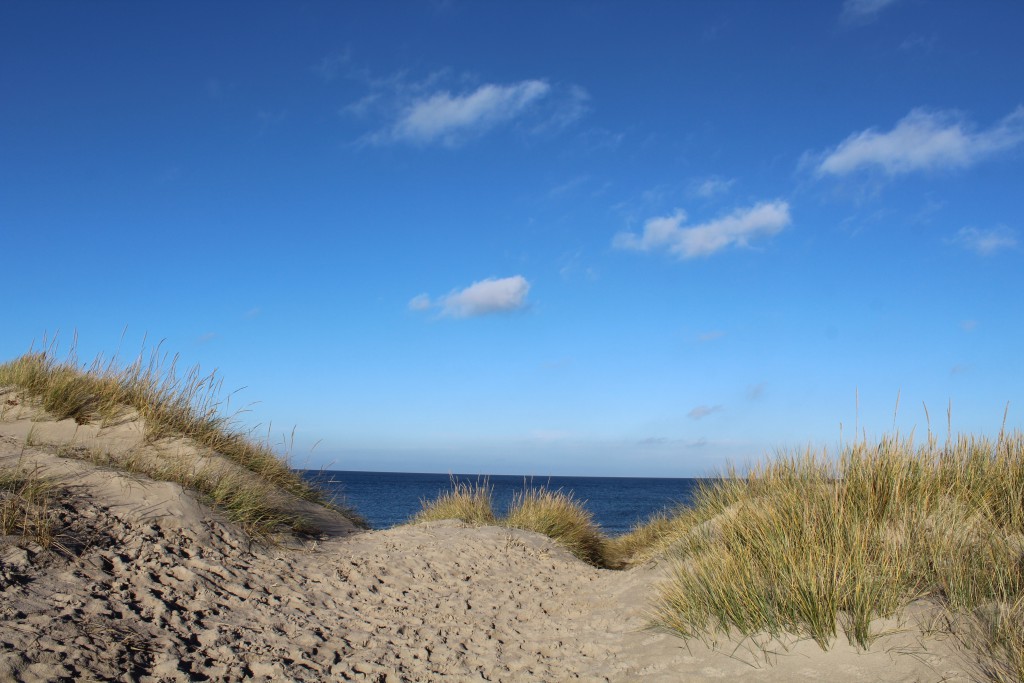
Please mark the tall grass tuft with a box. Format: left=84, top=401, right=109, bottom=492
left=0, top=464, right=57, bottom=548
left=0, top=343, right=348, bottom=536
left=504, top=486, right=606, bottom=567
left=413, top=480, right=607, bottom=566
left=648, top=432, right=1024, bottom=670
left=414, top=477, right=496, bottom=525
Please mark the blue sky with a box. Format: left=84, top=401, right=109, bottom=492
left=2, top=0, right=1022, bottom=476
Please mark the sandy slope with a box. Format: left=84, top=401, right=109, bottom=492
left=0, top=398, right=976, bottom=682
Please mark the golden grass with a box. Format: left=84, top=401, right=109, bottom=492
left=414, top=477, right=496, bottom=525
left=505, top=486, right=606, bottom=566
left=0, top=344, right=357, bottom=537
left=414, top=479, right=608, bottom=566
left=625, top=433, right=1024, bottom=680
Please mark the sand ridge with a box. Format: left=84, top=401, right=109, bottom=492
left=0, top=402, right=976, bottom=682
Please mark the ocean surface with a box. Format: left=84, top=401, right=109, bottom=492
left=301, top=470, right=707, bottom=536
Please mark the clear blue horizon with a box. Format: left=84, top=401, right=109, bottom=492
left=3, top=1, right=1022, bottom=477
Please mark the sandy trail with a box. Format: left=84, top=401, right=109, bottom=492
left=0, top=407, right=975, bottom=682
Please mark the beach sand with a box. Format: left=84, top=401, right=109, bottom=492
left=0, top=395, right=975, bottom=682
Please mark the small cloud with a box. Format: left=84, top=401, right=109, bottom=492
left=690, top=175, right=735, bottom=199
left=816, top=107, right=1024, bottom=176
left=243, top=307, right=262, bottom=319
left=950, top=364, right=972, bottom=376
left=948, top=226, right=1018, bottom=255
left=697, top=330, right=726, bottom=343
left=197, top=332, right=217, bottom=344
left=638, top=437, right=669, bottom=446
left=408, top=294, right=433, bottom=311
left=387, top=80, right=550, bottom=145
left=747, top=383, right=767, bottom=400
left=841, top=0, right=900, bottom=24
left=614, top=201, right=791, bottom=259
left=688, top=405, right=724, bottom=420
left=411, top=276, right=531, bottom=319
left=687, top=438, right=709, bottom=449
left=960, top=320, right=978, bottom=332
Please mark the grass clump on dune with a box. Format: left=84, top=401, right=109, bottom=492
left=0, top=344, right=350, bottom=538
left=0, top=463, right=57, bottom=549
left=414, top=477, right=496, bottom=525
left=505, top=487, right=606, bottom=567
left=636, top=432, right=1024, bottom=680
left=415, top=479, right=608, bottom=567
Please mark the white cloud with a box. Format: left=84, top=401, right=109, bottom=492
left=390, top=80, right=550, bottom=145
left=817, top=107, right=1024, bottom=176
left=688, top=405, right=723, bottom=420
left=697, top=331, right=725, bottom=342
left=691, top=176, right=735, bottom=199
left=948, top=226, right=1018, bottom=255
left=841, top=0, right=899, bottom=23
left=411, top=276, right=531, bottom=318
left=613, top=201, right=791, bottom=259
left=407, top=293, right=432, bottom=311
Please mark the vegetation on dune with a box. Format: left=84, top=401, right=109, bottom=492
left=416, top=431, right=1024, bottom=680
left=0, top=344, right=359, bottom=538
left=414, top=477, right=497, bottom=526
left=504, top=487, right=606, bottom=567
left=414, top=478, right=607, bottom=566
left=622, top=432, right=1024, bottom=682
left=0, top=463, right=57, bottom=549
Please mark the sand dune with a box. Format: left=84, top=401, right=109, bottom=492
left=0, top=399, right=975, bottom=682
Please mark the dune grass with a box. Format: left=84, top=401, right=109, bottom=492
left=620, top=432, right=1024, bottom=680
left=0, top=344, right=353, bottom=538
left=0, top=462, right=57, bottom=549
left=504, top=487, right=606, bottom=566
left=414, top=477, right=497, bottom=525
left=415, top=479, right=607, bottom=566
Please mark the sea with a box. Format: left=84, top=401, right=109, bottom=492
left=301, top=470, right=707, bottom=536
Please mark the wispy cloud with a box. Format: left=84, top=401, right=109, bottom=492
left=387, top=80, right=550, bottom=145
left=410, top=275, right=531, bottom=318
left=747, top=383, right=767, bottom=400
left=816, top=107, right=1024, bottom=176
left=948, top=226, right=1018, bottom=255
left=690, top=175, right=735, bottom=199
left=407, top=294, right=432, bottom=311
left=841, top=0, right=900, bottom=24
left=613, top=201, right=791, bottom=259
left=688, top=405, right=724, bottom=420
left=960, top=320, right=978, bottom=332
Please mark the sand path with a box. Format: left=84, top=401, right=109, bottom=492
left=0, top=409, right=975, bottom=682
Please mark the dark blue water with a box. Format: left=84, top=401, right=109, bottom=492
left=301, top=470, right=707, bottom=536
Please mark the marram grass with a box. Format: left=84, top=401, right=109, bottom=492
left=639, top=434, right=1024, bottom=681
left=0, top=463, right=57, bottom=549
left=504, top=486, right=606, bottom=567
left=0, top=345, right=355, bottom=538
left=414, top=477, right=497, bottom=526
left=414, top=479, right=607, bottom=566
